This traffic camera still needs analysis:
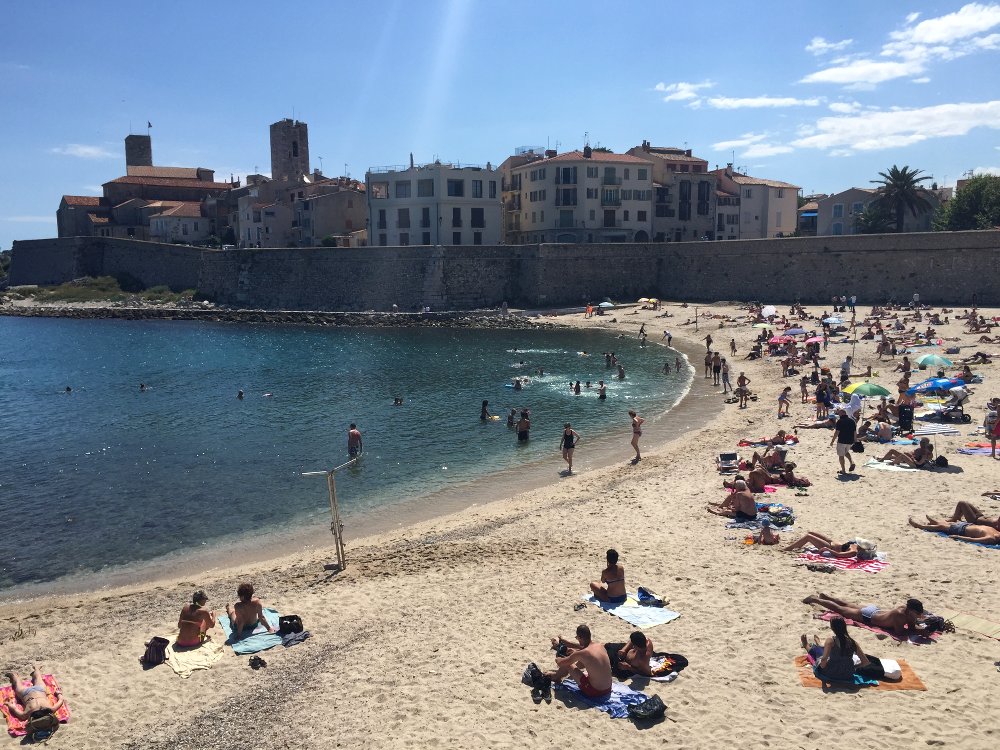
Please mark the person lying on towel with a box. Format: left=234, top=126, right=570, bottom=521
left=803, top=594, right=926, bottom=639
left=4, top=664, right=65, bottom=721
left=908, top=516, right=1000, bottom=545
left=227, top=582, right=276, bottom=639
left=544, top=624, right=613, bottom=700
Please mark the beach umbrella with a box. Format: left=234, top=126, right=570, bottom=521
left=916, top=353, right=952, bottom=368
left=805, top=336, right=824, bottom=344
left=784, top=327, right=807, bottom=336
left=907, top=377, right=963, bottom=395
left=598, top=301, right=615, bottom=309
left=648, top=298, right=659, bottom=303
left=823, top=317, right=843, bottom=324
left=912, top=424, right=961, bottom=437
left=761, top=305, right=777, bottom=317
left=768, top=335, right=792, bottom=344
left=638, top=297, right=649, bottom=303
left=842, top=382, right=891, bottom=397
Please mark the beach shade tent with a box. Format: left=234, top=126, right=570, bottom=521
left=907, top=378, right=963, bottom=395
left=761, top=305, right=777, bottom=318
left=823, top=317, right=844, bottom=325
left=598, top=301, right=615, bottom=308
left=769, top=336, right=793, bottom=344
left=805, top=336, right=824, bottom=344
left=784, top=328, right=807, bottom=336
left=843, top=382, right=891, bottom=398
left=916, top=354, right=953, bottom=369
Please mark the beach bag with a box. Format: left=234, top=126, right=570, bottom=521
left=637, top=586, right=664, bottom=607
left=278, top=615, right=303, bottom=636
left=627, top=694, right=666, bottom=722
left=140, top=636, right=170, bottom=667
left=855, top=540, right=877, bottom=561
left=850, top=441, right=865, bottom=453
left=935, top=456, right=949, bottom=468
left=25, top=709, right=59, bottom=741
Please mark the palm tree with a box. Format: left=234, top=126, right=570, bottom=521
left=871, top=165, right=933, bottom=232
left=854, top=202, right=895, bottom=234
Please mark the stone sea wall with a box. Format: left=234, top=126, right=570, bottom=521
left=9, top=231, right=1000, bottom=308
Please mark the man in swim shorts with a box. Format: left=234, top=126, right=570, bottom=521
left=803, top=594, right=925, bottom=638
left=177, top=589, right=216, bottom=647
left=707, top=479, right=757, bottom=520
left=907, top=516, right=1000, bottom=545
left=226, top=582, right=276, bottom=638
left=3, top=665, right=65, bottom=723
left=348, top=423, right=363, bottom=457
left=544, top=624, right=613, bottom=699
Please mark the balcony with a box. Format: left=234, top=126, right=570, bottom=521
left=452, top=220, right=463, bottom=228
left=602, top=220, right=623, bottom=228
left=396, top=221, right=411, bottom=229
left=601, top=193, right=622, bottom=207
left=602, top=175, right=622, bottom=186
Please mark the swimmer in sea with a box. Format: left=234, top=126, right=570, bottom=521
left=598, top=380, right=607, bottom=400
left=348, top=423, right=363, bottom=457
left=579, top=351, right=589, bottom=356
left=662, top=361, right=670, bottom=374
left=507, top=408, right=517, bottom=427
left=65, top=386, right=72, bottom=393
left=574, top=381, right=582, bottom=395
left=675, top=356, right=682, bottom=372
left=617, top=364, right=626, bottom=380
left=237, top=390, right=244, bottom=400
left=139, top=383, right=146, bottom=391
left=480, top=400, right=491, bottom=421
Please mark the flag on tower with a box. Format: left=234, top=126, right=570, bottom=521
left=147, top=121, right=152, bottom=129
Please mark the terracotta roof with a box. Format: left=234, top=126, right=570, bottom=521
left=152, top=202, right=203, bottom=218
left=638, top=149, right=708, bottom=163
left=727, top=172, right=800, bottom=190
left=62, top=195, right=103, bottom=207
left=126, top=166, right=211, bottom=179
left=87, top=212, right=110, bottom=224
left=104, top=176, right=232, bottom=190
left=535, top=150, right=652, bottom=165
left=798, top=201, right=819, bottom=212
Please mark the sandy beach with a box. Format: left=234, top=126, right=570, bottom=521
left=1, top=300, right=998, bottom=750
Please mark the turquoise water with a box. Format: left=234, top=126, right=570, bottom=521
left=0, top=317, right=690, bottom=589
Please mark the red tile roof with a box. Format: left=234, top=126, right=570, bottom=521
left=62, top=195, right=103, bottom=207
left=126, top=166, right=212, bottom=179
left=537, top=150, right=652, bottom=165
left=153, top=202, right=203, bottom=218
left=105, top=176, right=232, bottom=190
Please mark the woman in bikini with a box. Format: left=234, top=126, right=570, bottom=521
left=177, top=589, right=216, bottom=647
left=628, top=410, right=644, bottom=463
left=590, top=549, right=627, bottom=604
left=3, top=665, right=65, bottom=725
left=878, top=437, right=933, bottom=468
left=560, top=423, right=580, bottom=475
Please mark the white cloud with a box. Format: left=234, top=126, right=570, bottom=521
left=911, top=77, right=931, bottom=83
left=801, top=58, right=924, bottom=85
left=973, top=165, right=1000, bottom=175
left=828, top=101, right=862, bottom=113
left=2, top=215, right=56, bottom=223
left=655, top=80, right=714, bottom=102
left=741, top=143, right=794, bottom=158
left=707, top=95, right=822, bottom=109
left=50, top=143, right=116, bottom=159
left=712, top=133, right=767, bottom=151
left=792, top=99, right=1000, bottom=152
left=803, top=4, right=1000, bottom=87
left=806, top=36, right=853, bottom=54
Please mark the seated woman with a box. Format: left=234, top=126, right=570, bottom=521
left=177, top=589, right=216, bottom=647
left=782, top=531, right=875, bottom=558
left=590, top=549, right=627, bottom=604
left=802, top=616, right=871, bottom=684
left=226, top=582, right=275, bottom=639
left=877, top=437, right=933, bottom=468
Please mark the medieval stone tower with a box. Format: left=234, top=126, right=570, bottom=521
left=125, top=134, right=153, bottom=167
left=269, top=119, right=309, bottom=182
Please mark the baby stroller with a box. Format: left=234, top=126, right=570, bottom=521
left=936, top=393, right=972, bottom=423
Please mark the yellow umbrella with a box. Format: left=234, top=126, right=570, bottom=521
left=638, top=297, right=650, bottom=303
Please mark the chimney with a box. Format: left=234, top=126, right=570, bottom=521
left=583, top=145, right=593, bottom=159
left=642, top=140, right=650, bottom=152
left=685, top=149, right=692, bottom=157
left=544, top=149, right=557, bottom=158
left=409, top=152, right=415, bottom=168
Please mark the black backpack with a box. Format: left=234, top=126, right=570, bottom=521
left=140, top=636, right=170, bottom=666
left=627, top=694, right=666, bottom=722
left=278, top=615, right=303, bottom=635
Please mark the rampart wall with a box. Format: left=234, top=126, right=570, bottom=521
left=9, top=231, right=1000, bottom=309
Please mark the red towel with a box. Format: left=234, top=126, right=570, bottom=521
left=0, top=675, right=71, bottom=736
left=797, top=551, right=888, bottom=573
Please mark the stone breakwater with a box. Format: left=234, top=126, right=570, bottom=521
left=0, top=304, right=555, bottom=329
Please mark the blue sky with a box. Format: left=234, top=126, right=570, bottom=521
left=3, top=0, right=1000, bottom=250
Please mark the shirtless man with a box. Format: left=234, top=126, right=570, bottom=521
left=803, top=594, right=925, bottom=639
left=347, top=423, right=363, bottom=457
left=3, top=665, right=65, bottom=728
left=750, top=445, right=787, bottom=471
left=736, top=372, right=751, bottom=409
left=908, top=515, right=1000, bottom=545
left=544, top=624, right=613, bottom=699
left=177, top=589, right=216, bottom=647
left=610, top=631, right=655, bottom=677
left=226, top=582, right=275, bottom=638
left=708, top=479, right=756, bottom=520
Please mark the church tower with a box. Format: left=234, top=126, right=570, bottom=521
left=269, top=119, right=309, bottom=182
left=125, top=134, right=153, bottom=167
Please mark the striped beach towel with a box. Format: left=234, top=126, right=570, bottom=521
left=796, top=551, right=889, bottom=573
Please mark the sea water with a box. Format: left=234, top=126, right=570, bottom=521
left=0, top=316, right=690, bottom=589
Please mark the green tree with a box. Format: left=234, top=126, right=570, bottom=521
left=933, top=174, right=1000, bottom=231
left=854, top=202, right=895, bottom=234
left=871, top=165, right=933, bottom=232
left=320, top=235, right=339, bottom=247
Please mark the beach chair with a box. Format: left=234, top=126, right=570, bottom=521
left=717, top=452, right=740, bottom=473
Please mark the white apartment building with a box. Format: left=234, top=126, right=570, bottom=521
left=627, top=141, right=718, bottom=242
left=711, top=165, right=799, bottom=240
left=365, top=161, right=501, bottom=246
left=505, top=147, right=654, bottom=244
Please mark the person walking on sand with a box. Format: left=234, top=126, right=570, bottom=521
left=628, top=410, right=644, bottom=463
left=704, top=333, right=713, bottom=352
left=830, top=408, right=856, bottom=474
left=662, top=330, right=672, bottom=346
left=721, top=358, right=732, bottom=393
left=730, top=338, right=737, bottom=356
left=560, top=423, right=580, bottom=475
left=778, top=386, right=792, bottom=418
left=712, top=352, right=722, bottom=386
left=638, top=323, right=646, bottom=338
left=736, top=372, right=751, bottom=409
left=704, top=350, right=712, bottom=378
left=348, top=423, right=363, bottom=458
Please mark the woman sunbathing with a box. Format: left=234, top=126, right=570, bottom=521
left=782, top=532, right=874, bottom=558
left=590, top=549, right=627, bottom=604
left=877, top=438, right=933, bottom=468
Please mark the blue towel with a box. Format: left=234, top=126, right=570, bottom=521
left=813, top=666, right=878, bottom=687
left=219, top=608, right=283, bottom=654
left=934, top=532, right=1000, bottom=548
left=554, top=679, right=648, bottom=718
